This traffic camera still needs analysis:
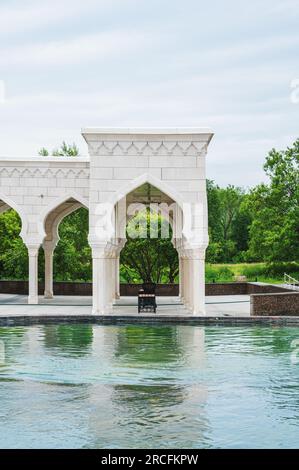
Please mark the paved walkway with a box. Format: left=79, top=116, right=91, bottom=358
left=0, top=294, right=251, bottom=317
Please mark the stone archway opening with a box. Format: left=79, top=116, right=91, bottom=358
left=0, top=200, right=28, bottom=299
left=42, top=197, right=90, bottom=301
left=119, top=183, right=179, bottom=292
left=91, top=181, right=186, bottom=314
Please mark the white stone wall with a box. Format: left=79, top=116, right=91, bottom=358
left=82, top=128, right=213, bottom=249
left=0, top=157, right=90, bottom=244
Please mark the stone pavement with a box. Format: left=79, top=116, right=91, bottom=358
left=0, top=294, right=250, bottom=317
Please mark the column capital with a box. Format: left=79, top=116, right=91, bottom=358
left=43, top=240, right=58, bottom=252
left=184, top=247, right=206, bottom=260
left=90, top=243, right=109, bottom=259
left=26, top=244, right=40, bottom=256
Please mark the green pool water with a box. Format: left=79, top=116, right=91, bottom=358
left=0, top=323, right=298, bottom=449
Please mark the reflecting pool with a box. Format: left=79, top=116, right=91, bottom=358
left=0, top=324, right=298, bottom=448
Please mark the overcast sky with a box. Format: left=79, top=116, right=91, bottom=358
left=0, top=0, right=298, bottom=187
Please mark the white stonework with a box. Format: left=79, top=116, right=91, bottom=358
left=0, top=128, right=213, bottom=315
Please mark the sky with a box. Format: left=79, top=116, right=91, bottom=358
left=0, top=0, right=298, bottom=187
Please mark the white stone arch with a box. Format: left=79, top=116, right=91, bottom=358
left=39, top=192, right=89, bottom=299
left=43, top=201, right=84, bottom=248
left=108, top=173, right=185, bottom=211
left=0, top=191, right=28, bottom=242
left=108, top=173, right=184, bottom=244
left=38, top=192, right=89, bottom=241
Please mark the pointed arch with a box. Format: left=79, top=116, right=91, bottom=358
left=0, top=191, right=28, bottom=241
left=106, top=173, right=184, bottom=242
left=108, top=173, right=184, bottom=210
left=38, top=192, right=89, bottom=241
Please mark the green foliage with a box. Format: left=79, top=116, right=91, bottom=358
left=206, top=181, right=251, bottom=263
left=120, top=209, right=178, bottom=283
left=246, top=140, right=299, bottom=262
left=38, top=141, right=79, bottom=157
left=0, top=208, right=91, bottom=282
left=208, top=262, right=299, bottom=283
left=54, top=208, right=91, bottom=281
left=0, top=210, right=28, bottom=279
left=205, top=265, right=234, bottom=282
left=38, top=147, right=49, bottom=156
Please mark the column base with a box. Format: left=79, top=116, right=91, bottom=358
left=92, top=307, right=113, bottom=315
left=28, top=295, right=39, bottom=305
left=192, top=308, right=206, bottom=316
left=44, top=291, right=54, bottom=299
left=92, top=302, right=113, bottom=315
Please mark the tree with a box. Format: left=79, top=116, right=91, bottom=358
left=0, top=209, right=28, bottom=279
left=206, top=179, right=222, bottom=242
left=231, top=196, right=252, bottom=256
left=206, top=181, right=250, bottom=262
left=53, top=208, right=91, bottom=281
left=218, top=185, right=244, bottom=242
left=38, top=141, right=79, bottom=157
left=246, top=139, right=299, bottom=262
left=120, top=209, right=178, bottom=283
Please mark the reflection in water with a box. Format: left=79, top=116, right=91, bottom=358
left=43, top=324, right=93, bottom=356
left=114, top=325, right=184, bottom=365
left=0, top=327, right=26, bottom=368
left=0, top=327, right=25, bottom=339
left=248, top=326, right=299, bottom=353
left=0, top=324, right=298, bottom=448
left=87, top=382, right=210, bottom=449
left=112, top=383, right=186, bottom=409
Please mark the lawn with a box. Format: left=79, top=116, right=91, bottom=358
left=205, top=262, right=299, bottom=284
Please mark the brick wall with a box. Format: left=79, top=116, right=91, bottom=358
left=0, top=280, right=92, bottom=296
left=120, top=283, right=179, bottom=296
left=251, top=292, right=299, bottom=316
left=0, top=280, right=292, bottom=297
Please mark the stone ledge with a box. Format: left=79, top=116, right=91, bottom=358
left=1, top=314, right=299, bottom=327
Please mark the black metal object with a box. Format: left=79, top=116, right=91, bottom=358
left=138, top=283, right=157, bottom=313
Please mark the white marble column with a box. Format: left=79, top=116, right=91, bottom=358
left=190, top=250, right=206, bottom=315
left=179, top=257, right=184, bottom=301
left=183, top=258, right=189, bottom=307
left=188, top=257, right=194, bottom=312
left=91, top=247, right=108, bottom=315
left=101, top=256, right=113, bottom=313
left=43, top=242, right=56, bottom=299
left=106, top=257, right=113, bottom=309
left=27, top=245, right=40, bottom=304
left=115, top=256, right=120, bottom=299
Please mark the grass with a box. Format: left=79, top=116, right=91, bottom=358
left=119, top=262, right=299, bottom=284
left=206, top=262, right=299, bottom=284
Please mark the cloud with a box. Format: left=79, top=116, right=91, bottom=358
left=0, top=0, right=298, bottom=187
left=0, top=0, right=127, bottom=35
left=0, top=29, right=155, bottom=68
left=0, top=84, right=297, bottom=188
